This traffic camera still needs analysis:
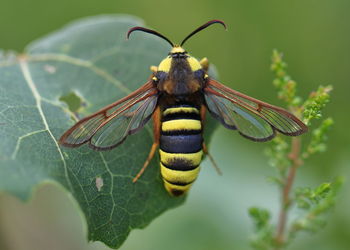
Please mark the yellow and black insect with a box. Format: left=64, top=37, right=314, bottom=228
left=59, top=20, right=307, bottom=196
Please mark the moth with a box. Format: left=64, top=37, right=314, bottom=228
left=59, top=20, right=307, bottom=196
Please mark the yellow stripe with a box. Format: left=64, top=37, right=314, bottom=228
left=162, top=119, right=201, bottom=131
left=160, top=163, right=200, bottom=183
left=163, top=107, right=199, bottom=116
left=159, top=149, right=203, bottom=166
left=187, top=56, right=202, bottom=71
left=158, top=57, right=172, bottom=73
left=164, top=181, right=193, bottom=194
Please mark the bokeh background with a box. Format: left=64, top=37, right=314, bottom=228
left=0, top=0, right=349, bottom=249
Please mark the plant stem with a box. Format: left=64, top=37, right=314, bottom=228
left=275, top=136, right=302, bottom=249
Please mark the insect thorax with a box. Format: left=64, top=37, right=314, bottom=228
left=155, top=52, right=205, bottom=97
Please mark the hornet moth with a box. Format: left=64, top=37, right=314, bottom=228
left=59, top=20, right=308, bottom=196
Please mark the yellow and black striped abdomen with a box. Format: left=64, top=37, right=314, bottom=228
left=160, top=105, right=203, bottom=196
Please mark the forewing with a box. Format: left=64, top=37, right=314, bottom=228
left=89, top=95, right=158, bottom=150
left=59, top=81, right=158, bottom=150
left=204, top=79, right=307, bottom=141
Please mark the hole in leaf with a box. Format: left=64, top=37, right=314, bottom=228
left=59, top=91, right=86, bottom=113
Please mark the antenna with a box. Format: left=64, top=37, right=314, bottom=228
left=127, top=27, right=174, bottom=47
left=180, top=20, right=227, bottom=46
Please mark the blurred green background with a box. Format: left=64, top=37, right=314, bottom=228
left=0, top=0, right=349, bottom=249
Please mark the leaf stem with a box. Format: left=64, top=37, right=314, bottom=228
left=275, top=136, right=302, bottom=248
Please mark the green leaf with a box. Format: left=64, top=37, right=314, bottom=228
left=302, top=85, right=333, bottom=125
left=303, top=117, right=334, bottom=159
left=289, top=177, right=344, bottom=241
left=248, top=207, right=271, bottom=230
left=248, top=207, right=275, bottom=250
left=0, top=15, right=217, bottom=249
left=270, top=49, right=301, bottom=107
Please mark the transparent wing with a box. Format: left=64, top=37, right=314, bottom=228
left=204, top=79, right=307, bottom=141
left=59, top=81, right=158, bottom=150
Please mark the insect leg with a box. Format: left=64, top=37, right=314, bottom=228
left=132, top=106, right=161, bottom=183
left=200, top=104, right=222, bottom=175
left=202, top=142, right=222, bottom=176
left=199, top=57, right=209, bottom=72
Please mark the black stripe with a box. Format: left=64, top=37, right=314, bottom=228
left=161, top=159, right=199, bottom=171
left=162, top=112, right=200, bottom=122
left=160, top=134, right=202, bottom=153
left=164, top=178, right=195, bottom=186
left=163, top=103, right=200, bottom=110
left=161, top=129, right=201, bottom=136
left=169, top=189, right=185, bottom=197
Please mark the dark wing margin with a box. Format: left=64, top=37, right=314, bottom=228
left=203, top=78, right=308, bottom=142
left=59, top=81, right=159, bottom=151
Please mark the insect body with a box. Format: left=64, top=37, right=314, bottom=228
left=59, top=20, right=307, bottom=196
left=155, top=46, right=207, bottom=195
left=160, top=104, right=203, bottom=195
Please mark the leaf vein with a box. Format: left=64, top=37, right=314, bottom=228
left=41, top=97, right=79, bottom=122
left=90, top=46, right=122, bottom=63
left=11, top=129, right=47, bottom=159
left=27, top=53, right=131, bottom=94
left=19, top=59, right=73, bottom=191
left=99, top=152, right=117, bottom=221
